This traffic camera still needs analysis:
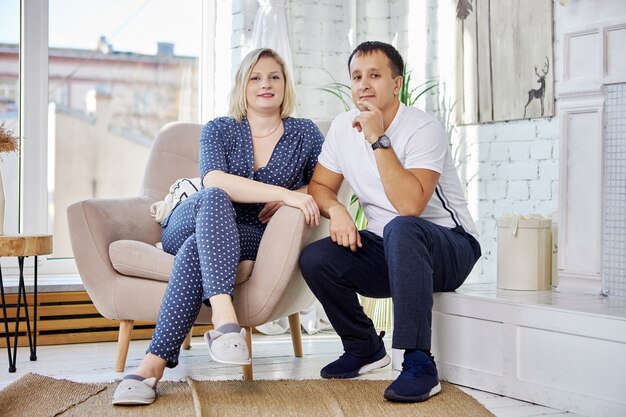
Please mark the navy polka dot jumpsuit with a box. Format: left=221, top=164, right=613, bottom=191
left=147, top=116, right=324, bottom=367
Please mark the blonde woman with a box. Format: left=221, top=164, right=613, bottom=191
left=113, top=48, right=323, bottom=406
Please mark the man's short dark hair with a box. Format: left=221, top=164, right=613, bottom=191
left=348, top=41, right=405, bottom=78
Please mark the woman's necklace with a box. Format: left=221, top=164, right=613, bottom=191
left=251, top=119, right=281, bottom=138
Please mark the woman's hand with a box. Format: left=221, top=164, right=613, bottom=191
left=281, top=190, right=320, bottom=226
left=258, top=201, right=284, bottom=224
left=328, top=205, right=362, bottom=252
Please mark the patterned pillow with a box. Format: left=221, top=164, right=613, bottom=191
left=150, top=177, right=201, bottom=223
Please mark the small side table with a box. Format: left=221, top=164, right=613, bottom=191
left=0, top=234, right=53, bottom=372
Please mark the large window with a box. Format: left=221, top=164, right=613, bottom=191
left=47, top=0, right=201, bottom=258
left=0, top=1, right=210, bottom=280
left=0, top=0, right=20, bottom=235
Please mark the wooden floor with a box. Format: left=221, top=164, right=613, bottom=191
left=0, top=331, right=584, bottom=417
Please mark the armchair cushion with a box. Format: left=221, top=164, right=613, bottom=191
left=109, top=240, right=253, bottom=285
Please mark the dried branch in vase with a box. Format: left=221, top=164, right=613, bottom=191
left=456, top=0, right=473, bottom=21
left=0, top=122, right=19, bottom=154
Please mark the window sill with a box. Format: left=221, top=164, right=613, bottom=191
left=0, top=274, right=84, bottom=294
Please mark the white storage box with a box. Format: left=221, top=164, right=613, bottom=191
left=497, top=215, right=552, bottom=291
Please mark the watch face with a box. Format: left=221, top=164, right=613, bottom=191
left=379, top=135, right=391, bottom=148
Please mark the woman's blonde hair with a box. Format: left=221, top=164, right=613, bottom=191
left=228, top=48, right=297, bottom=122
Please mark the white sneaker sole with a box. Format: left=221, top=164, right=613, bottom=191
left=358, top=354, right=391, bottom=375
left=384, top=380, right=442, bottom=402
left=430, top=381, right=442, bottom=397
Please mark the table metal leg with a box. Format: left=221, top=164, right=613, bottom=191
left=0, top=235, right=49, bottom=373
left=0, top=261, right=17, bottom=372
left=10, top=259, right=24, bottom=373
left=33, top=256, right=38, bottom=361
left=17, top=257, right=35, bottom=363
left=0, top=256, right=39, bottom=372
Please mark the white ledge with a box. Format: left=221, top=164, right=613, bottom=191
left=432, top=283, right=626, bottom=417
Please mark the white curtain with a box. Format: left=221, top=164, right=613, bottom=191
left=250, top=0, right=293, bottom=73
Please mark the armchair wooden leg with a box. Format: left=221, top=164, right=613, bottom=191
left=182, top=330, right=192, bottom=350
left=242, top=326, right=253, bottom=381
left=288, top=312, right=303, bottom=357
left=116, top=320, right=134, bottom=372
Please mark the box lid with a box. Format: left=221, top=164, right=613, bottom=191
left=497, top=215, right=552, bottom=229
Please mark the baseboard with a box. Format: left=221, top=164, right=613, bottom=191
left=430, top=285, right=626, bottom=417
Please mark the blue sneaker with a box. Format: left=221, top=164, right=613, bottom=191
left=321, top=332, right=391, bottom=379
left=383, top=350, right=442, bottom=402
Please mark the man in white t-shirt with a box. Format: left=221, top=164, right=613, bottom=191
left=299, top=41, right=481, bottom=403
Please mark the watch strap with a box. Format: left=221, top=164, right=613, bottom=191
left=371, top=135, right=389, bottom=151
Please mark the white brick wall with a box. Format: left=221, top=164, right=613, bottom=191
left=454, top=120, right=559, bottom=283
left=289, top=0, right=352, bottom=120
left=230, top=0, right=258, bottom=75
left=227, top=0, right=561, bottom=284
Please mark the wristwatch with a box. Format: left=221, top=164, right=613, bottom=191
left=371, top=134, right=391, bottom=151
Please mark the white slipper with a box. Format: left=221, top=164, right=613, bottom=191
left=205, top=328, right=251, bottom=365
left=112, top=375, right=157, bottom=406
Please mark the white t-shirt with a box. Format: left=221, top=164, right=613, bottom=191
left=318, top=103, right=479, bottom=240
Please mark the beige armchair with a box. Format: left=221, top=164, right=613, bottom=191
left=67, top=121, right=341, bottom=380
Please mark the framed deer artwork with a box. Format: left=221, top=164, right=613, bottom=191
left=454, top=0, right=554, bottom=123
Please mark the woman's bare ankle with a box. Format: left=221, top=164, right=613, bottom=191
left=134, top=353, right=166, bottom=382
left=211, top=318, right=240, bottom=330
left=209, top=294, right=238, bottom=329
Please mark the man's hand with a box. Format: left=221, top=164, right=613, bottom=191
left=352, top=100, right=385, bottom=144
left=328, top=205, right=362, bottom=252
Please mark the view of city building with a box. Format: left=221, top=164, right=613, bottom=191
left=0, top=38, right=199, bottom=257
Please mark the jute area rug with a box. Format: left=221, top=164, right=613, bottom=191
left=0, top=373, right=494, bottom=417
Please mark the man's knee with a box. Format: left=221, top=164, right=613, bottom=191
left=299, top=238, right=339, bottom=283
left=299, top=240, right=324, bottom=281
left=383, top=216, right=430, bottom=241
